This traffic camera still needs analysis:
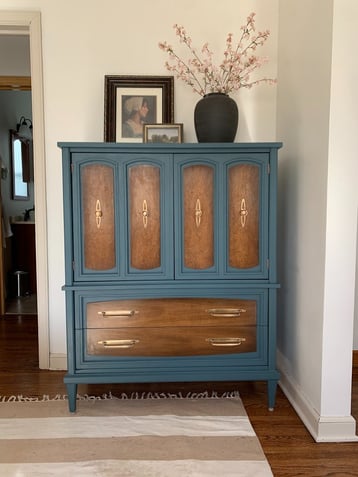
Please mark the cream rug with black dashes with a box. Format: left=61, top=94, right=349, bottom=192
left=0, top=393, right=273, bottom=476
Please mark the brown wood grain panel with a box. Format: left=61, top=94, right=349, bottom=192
left=183, top=165, right=214, bottom=269
left=82, top=165, right=115, bottom=270
left=228, top=164, right=259, bottom=269
left=86, top=325, right=257, bottom=356
left=129, top=165, right=160, bottom=270
left=86, top=298, right=257, bottom=328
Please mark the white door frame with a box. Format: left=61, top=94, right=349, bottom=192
left=0, top=10, right=49, bottom=369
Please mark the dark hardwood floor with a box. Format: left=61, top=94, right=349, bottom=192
left=1, top=312, right=357, bottom=476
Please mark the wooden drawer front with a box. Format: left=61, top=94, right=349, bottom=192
left=86, top=298, right=257, bottom=329
left=86, top=326, right=256, bottom=357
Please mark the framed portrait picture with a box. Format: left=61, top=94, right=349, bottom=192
left=143, top=124, right=183, bottom=144
left=104, top=75, right=174, bottom=142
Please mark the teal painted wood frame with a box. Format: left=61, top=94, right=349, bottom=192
left=59, top=142, right=282, bottom=413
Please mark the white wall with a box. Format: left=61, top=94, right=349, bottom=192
left=321, top=0, right=358, bottom=416
left=0, top=34, right=30, bottom=75
left=277, top=0, right=357, bottom=441
left=276, top=0, right=332, bottom=411
left=0, top=0, right=279, bottom=356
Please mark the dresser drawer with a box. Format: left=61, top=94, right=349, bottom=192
left=86, top=298, right=257, bottom=329
left=86, top=325, right=257, bottom=356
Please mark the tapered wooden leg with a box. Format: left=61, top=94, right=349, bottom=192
left=267, top=380, right=278, bottom=411
left=66, top=383, right=77, bottom=412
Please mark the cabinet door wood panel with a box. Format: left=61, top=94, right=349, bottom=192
left=81, top=164, right=115, bottom=271
left=86, top=325, right=257, bottom=356
left=129, top=164, right=161, bottom=270
left=228, top=164, right=259, bottom=269
left=86, top=298, right=257, bottom=328
left=183, top=165, right=214, bottom=269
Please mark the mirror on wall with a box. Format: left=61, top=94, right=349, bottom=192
left=9, top=129, right=31, bottom=200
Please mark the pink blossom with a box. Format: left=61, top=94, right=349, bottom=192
left=159, top=13, right=276, bottom=96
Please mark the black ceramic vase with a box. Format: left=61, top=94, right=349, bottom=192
left=194, top=92, right=239, bottom=143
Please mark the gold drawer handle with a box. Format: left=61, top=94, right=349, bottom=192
left=206, top=337, right=246, bottom=347
left=98, top=339, right=139, bottom=349
left=98, top=310, right=137, bottom=317
left=206, top=308, right=246, bottom=317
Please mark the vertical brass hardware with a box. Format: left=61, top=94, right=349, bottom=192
left=142, top=200, right=148, bottom=228
left=95, top=199, right=102, bottom=228
left=206, top=337, right=246, bottom=347
left=195, top=198, right=202, bottom=227
left=239, top=198, right=248, bottom=227
left=206, top=308, right=246, bottom=317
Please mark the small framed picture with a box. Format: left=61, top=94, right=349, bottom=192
left=143, top=123, right=183, bottom=144
left=104, top=75, right=174, bottom=143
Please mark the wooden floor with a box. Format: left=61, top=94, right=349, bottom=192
left=0, top=313, right=357, bottom=476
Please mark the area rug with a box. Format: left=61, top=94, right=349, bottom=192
left=0, top=393, right=273, bottom=476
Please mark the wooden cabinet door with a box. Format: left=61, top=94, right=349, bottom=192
left=128, top=164, right=161, bottom=271
left=175, top=153, right=269, bottom=279
left=72, top=154, right=173, bottom=281
left=225, top=155, right=269, bottom=278
left=125, top=155, right=173, bottom=279
left=72, top=157, right=119, bottom=281
left=174, top=157, right=218, bottom=277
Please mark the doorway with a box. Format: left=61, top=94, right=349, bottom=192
left=0, top=11, right=49, bottom=369
left=0, top=74, right=37, bottom=316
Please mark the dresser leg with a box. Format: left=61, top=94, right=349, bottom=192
left=267, top=380, right=278, bottom=411
left=66, top=383, right=78, bottom=412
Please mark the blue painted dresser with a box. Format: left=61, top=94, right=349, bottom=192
left=58, top=142, right=282, bottom=411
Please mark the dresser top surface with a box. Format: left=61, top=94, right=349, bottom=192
left=57, top=142, right=282, bottom=153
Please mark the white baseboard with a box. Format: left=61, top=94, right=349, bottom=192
left=277, top=350, right=358, bottom=442
left=49, top=354, right=67, bottom=371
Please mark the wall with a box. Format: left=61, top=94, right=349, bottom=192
left=322, top=0, right=358, bottom=416
left=0, top=0, right=279, bottom=358
left=0, top=34, right=30, bottom=75
left=277, top=0, right=357, bottom=441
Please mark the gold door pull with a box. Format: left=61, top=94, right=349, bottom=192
left=142, top=199, right=149, bottom=228
left=239, top=198, right=248, bottom=227
left=206, top=337, right=246, bottom=347
left=195, top=198, right=202, bottom=228
left=98, top=310, right=137, bottom=317
left=98, top=339, right=139, bottom=349
left=95, top=199, right=103, bottom=228
left=206, top=308, right=246, bottom=317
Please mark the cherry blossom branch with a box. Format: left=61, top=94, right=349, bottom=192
left=159, top=13, right=276, bottom=96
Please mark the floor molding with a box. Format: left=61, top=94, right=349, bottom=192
left=277, top=350, right=357, bottom=442
left=49, top=354, right=67, bottom=371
